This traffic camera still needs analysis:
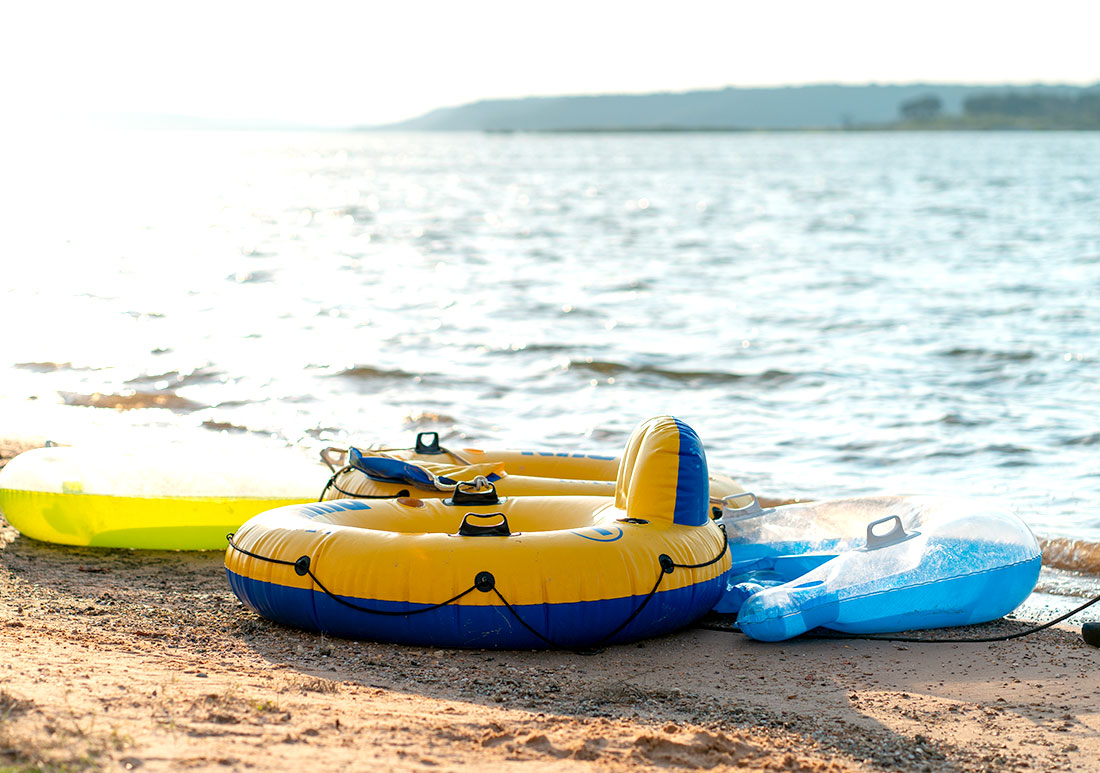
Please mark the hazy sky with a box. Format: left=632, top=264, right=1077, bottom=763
left=7, top=0, right=1100, bottom=127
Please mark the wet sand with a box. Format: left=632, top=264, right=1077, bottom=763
left=2, top=440, right=1099, bottom=772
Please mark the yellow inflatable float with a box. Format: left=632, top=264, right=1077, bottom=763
left=225, top=416, right=731, bottom=649
left=0, top=444, right=321, bottom=550
left=319, top=430, right=745, bottom=508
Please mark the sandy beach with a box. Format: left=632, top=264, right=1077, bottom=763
left=2, top=438, right=1098, bottom=772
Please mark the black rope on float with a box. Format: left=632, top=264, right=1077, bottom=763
left=225, top=533, right=300, bottom=568
left=226, top=531, right=729, bottom=653
left=318, top=466, right=411, bottom=502
left=669, top=537, right=729, bottom=570
left=227, top=533, right=479, bottom=616
left=309, top=572, right=481, bottom=617
left=483, top=538, right=726, bottom=652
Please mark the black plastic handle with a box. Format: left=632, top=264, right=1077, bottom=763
left=457, top=512, right=511, bottom=537
left=415, top=431, right=443, bottom=454
left=446, top=480, right=501, bottom=506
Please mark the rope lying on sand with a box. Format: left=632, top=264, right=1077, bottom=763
left=696, top=592, right=1100, bottom=645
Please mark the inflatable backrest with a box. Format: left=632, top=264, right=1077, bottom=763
left=615, top=416, right=710, bottom=526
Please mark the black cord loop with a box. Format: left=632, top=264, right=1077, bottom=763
left=318, top=466, right=411, bottom=501
left=227, top=533, right=480, bottom=617
left=226, top=530, right=729, bottom=652
left=693, top=583, right=1100, bottom=645
left=798, top=591, right=1100, bottom=644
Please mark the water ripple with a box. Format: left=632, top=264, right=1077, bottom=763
left=566, top=359, right=800, bottom=386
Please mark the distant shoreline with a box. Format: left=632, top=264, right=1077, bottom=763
left=479, top=125, right=1100, bottom=133
left=376, top=82, right=1100, bottom=133
left=91, top=125, right=1100, bottom=134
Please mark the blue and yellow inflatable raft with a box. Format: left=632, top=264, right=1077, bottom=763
left=319, top=431, right=746, bottom=503
left=225, top=416, right=730, bottom=649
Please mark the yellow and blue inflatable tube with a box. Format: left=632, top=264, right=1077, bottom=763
left=225, top=416, right=730, bottom=649
left=322, top=433, right=746, bottom=503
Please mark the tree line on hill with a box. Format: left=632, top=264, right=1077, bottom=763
left=374, top=84, right=1100, bottom=132
left=898, top=89, right=1100, bottom=129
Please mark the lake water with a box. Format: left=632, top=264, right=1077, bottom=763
left=4, top=129, right=1099, bottom=555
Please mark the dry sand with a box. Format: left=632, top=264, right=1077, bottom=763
left=2, top=439, right=1099, bottom=772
